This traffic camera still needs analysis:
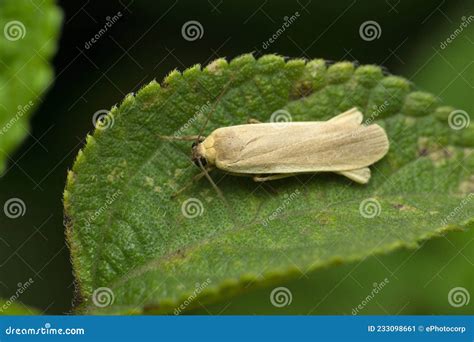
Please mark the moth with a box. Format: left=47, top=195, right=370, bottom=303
left=188, top=107, right=389, bottom=184
left=163, top=107, right=389, bottom=190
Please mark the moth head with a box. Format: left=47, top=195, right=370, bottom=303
left=191, top=140, right=207, bottom=168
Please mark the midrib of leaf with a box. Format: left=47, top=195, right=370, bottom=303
left=89, top=207, right=459, bottom=314
left=102, top=189, right=461, bottom=290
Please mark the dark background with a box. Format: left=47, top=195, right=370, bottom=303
left=0, top=0, right=473, bottom=314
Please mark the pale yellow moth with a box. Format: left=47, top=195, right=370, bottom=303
left=190, top=107, right=389, bottom=184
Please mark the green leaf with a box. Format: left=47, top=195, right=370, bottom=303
left=0, top=0, right=62, bottom=173
left=64, top=54, right=474, bottom=314
left=0, top=298, right=39, bottom=315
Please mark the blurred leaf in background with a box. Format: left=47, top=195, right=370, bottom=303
left=0, top=298, right=38, bottom=315
left=0, top=0, right=62, bottom=172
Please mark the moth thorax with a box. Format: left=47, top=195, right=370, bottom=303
left=193, top=136, right=216, bottom=167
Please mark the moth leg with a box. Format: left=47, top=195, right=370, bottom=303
left=252, top=173, right=297, bottom=182
left=159, top=135, right=202, bottom=141
left=171, top=167, right=214, bottom=198
left=247, top=118, right=263, bottom=124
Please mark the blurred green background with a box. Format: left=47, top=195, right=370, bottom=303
left=0, top=0, right=473, bottom=314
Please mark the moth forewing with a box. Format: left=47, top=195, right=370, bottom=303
left=193, top=108, right=389, bottom=184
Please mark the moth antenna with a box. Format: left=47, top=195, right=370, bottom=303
left=195, top=75, right=236, bottom=145
left=197, top=159, right=239, bottom=226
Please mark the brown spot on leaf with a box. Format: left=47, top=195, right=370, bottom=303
left=418, top=148, right=428, bottom=157
left=175, top=249, right=186, bottom=259
left=393, top=203, right=418, bottom=212
left=428, top=147, right=455, bottom=167
left=143, top=304, right=161, bottom=313
left=458, top=175, right=474, bottom=195
left=290, top=80, right=313, bottom=99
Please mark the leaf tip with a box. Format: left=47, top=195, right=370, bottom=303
left=205, top=58, right=228, bottom=75
left=402, top=91, right=439, bottom=117
left=163, top=69, right=182, bottom=87
left=326, top=61, right=355, bottom=84
left=354, top=65, right=384, bottom=88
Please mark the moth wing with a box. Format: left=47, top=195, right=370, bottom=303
left=212, top=119, right=389, bottom=174
left=328, top=107, right=363, bottom=125
left=337, top=167, right=371, bottom=184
